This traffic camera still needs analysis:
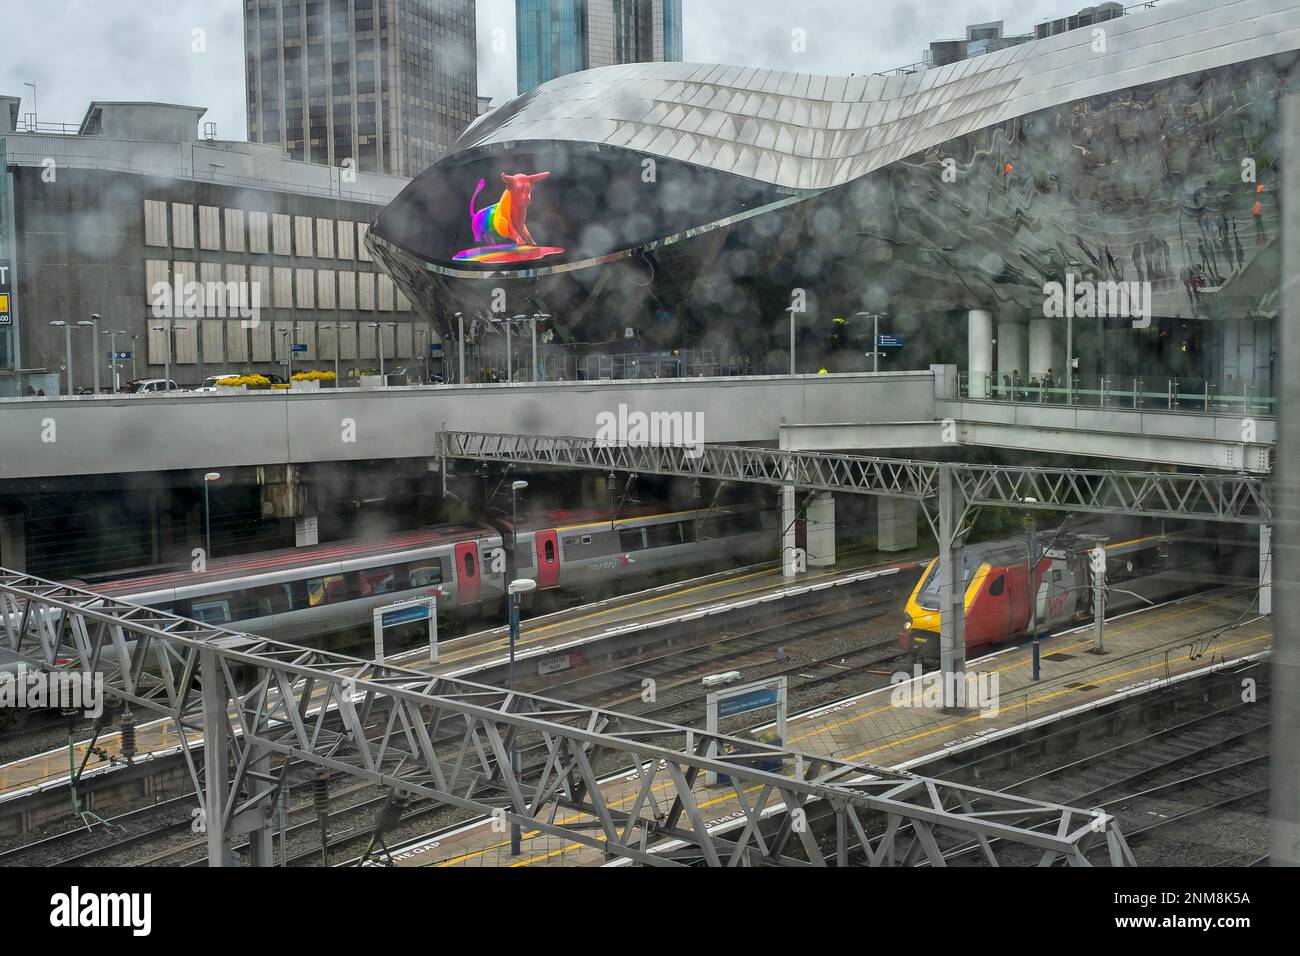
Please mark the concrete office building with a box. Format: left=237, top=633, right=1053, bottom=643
left=516, top=0, right=683, bottom=94
left=0, top=98, right=437, bottom=398
left=244, top=0, right=478, bottom=177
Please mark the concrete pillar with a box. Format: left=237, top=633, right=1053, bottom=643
left=806, top=493, right=835, bottom=567
left=781, top=485, right=799, bottom=578
left=967, top=309, right=993, bottom=398
left=877, top=497, right=917, bottom=553
left=295, top=516, right=319, bottom=548
left=997, top=319, right=1027, bottom=397
left=1260, top=524, right=1272, bottom=616
left=0, top=512, right=26, bottom=573
left=1028, top=318, right=1055, bottom=379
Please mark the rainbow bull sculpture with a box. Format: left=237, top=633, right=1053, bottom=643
left=454, top=171, right=565, bottom=265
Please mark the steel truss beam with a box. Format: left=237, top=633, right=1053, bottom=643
left=0, top=570, right=1132, bottom=867
left=439, top=431, right=1271, bottom=526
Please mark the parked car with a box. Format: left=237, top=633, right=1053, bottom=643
left=126, top=378, right=180, bottom=394
left=193, top=373, right=243, bottom=393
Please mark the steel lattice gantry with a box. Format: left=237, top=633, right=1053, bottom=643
left=439, top=431, right=1272, bottom=525
left=439, top=430, right=1272, bottom=695
left=0, top=570, right=1134, bottom=867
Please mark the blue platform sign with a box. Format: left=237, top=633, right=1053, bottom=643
left=373, top=596, right=438, bottom=664
left=291, top=343, right=308, bottom=353
left=381, top=603, right=431, bottom=628
left=110, top=351, right=132, bottom=360
left=877, top=334, right=905, bottom=349
left=717, top=686, right=781, bottom=718
left=428, top=342, right=443, bottom=354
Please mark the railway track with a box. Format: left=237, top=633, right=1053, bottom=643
left=824, top=686, right=1271, bottom=867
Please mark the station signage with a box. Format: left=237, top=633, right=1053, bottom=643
left=877, top=334, right=905, bottom=348
left=372, top=596, right=438, bottom=664
left=290, top=343, right=308, bottom=353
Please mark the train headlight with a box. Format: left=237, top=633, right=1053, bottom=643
left=902, top=616, right=912, bottom=631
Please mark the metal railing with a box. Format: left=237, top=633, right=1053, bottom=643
left=958, top=372, right=1277, bottom=417
left=457, top=347, right=777, bottom=384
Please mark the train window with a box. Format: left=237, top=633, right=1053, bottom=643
left=620, top=528, right=645, bottom=552
left=191, top=598, right=232, bottom=625
left=306, top=574, right=347, bottom=607
left=410, top=563, right=443, bottom=588
left=463, top=552, right=476, bottom=579
left=988, top=575, right=1006, bottom=596
left=544, top=539, right=556, bottom=563
left=678, top=521, right=697, bottom=544
left=647, top=523, right=682, bottom=548
left=360, top=567, right=398, bottom=596
left=251, top=583, right=292, bottom=616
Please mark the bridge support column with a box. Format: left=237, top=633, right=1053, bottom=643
left=997, top=318, right=1027, bottom=398
left=781, top=484, right=799, bottom=578
left=967, top=309, right=993, bottom=398
left=877, top=497, right=917, bottom=553
left=937, top=467, right=967, bottom=710
left=0, top=510, right=26, bottom=573
left=201, top=649, right=232, bottom=868
left=806, top=493, right=835, bottom=567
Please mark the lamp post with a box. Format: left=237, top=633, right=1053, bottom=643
left=510, top=315, right=527, bottom=382
left=130, top=335, right=138, bottom=381
left=49, top=321, right=74, bottom=395
left=454, top=311, right=465, bottom=384
left=279, top=328, right=293, bottom=381
left=203, top=472, right=221, bottom=561
left=506, top=574, right=536, bottom=857
left=79, top=317, right=99, bottom=393
left=368, top=322, right=385, bottom=383
left=151, top=324, right=172, bottom=388
left=858, top=311, right=887, bottom=372
left=103, top=329, right=126, bottom=392
left=787, top=306, right=798, bottom=375
left=319, top=322, right=340, bottom=386
left=415, top=328, right=429, bottom=384
left=531, top=312, right=550, bottom=383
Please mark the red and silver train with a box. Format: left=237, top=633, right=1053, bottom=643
left=69, top=504, right=779, bottom=644
left=899, top=524, right=1239, bottom=658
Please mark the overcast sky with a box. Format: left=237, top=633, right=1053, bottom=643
left=1, top=0, right=1115, bottom=142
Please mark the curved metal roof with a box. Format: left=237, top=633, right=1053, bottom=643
left=456, top=0, right=1300, bottom=191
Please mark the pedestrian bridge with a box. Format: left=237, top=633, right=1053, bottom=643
left=0, top=368, right=1273, bottom=481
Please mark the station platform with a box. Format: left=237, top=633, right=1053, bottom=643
left=390, top=555, right=915, bottom=675
left=389, top=587, right=1271, bottom=867
left=0, top=557, right=908, bottom=805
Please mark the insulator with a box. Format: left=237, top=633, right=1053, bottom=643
left=313, top=771, right=330, bottom=820
left=374, top=789, right=408, bottom=834
left=119, top=708, right=137, bottom=764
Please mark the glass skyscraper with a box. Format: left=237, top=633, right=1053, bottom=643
left=516, top=0, right=683, bottom=95
left=244, top=0, right=479, bottom=177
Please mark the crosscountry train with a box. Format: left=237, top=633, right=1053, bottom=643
left=899, top=522, right=1245, bottom=658
left=65, top=504, right=781, bottom=645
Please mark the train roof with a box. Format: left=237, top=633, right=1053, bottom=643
left=78, top=502, right=748, bottom=596
left=83, top=523, right=493, bottom=596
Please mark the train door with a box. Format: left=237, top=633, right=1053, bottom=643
left=534, top=530, right=561, bottom=588
left=1038, top=553, right=1078, bottom=627
left=455, top=542, right=480, bottom=605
